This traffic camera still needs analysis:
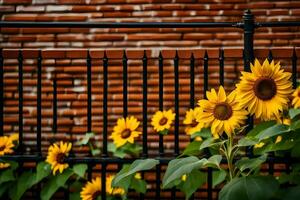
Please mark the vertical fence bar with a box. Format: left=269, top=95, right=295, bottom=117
left=87, top=51, right=92, bottom=133
left=190, top=53, right=195, bottom=108
left=203, top=51, right=208, bottom=99
left=158, top=51, right=164, bottom=155
left=37, top=51, right=42, bottom=156
left=267, top=50, right=275, bottom=175
left=103, top=51, right=108, bottom=157
left=123, top=50, right=128, bottom=118
left=156, top=51, right=164, bottom=200
left=219, top=49, right=224, bottom=86
left=174, top=51, right=179, bottom=157
left=292, top=48, right=298, bottom=89
left=142, top=50, right=148, bottom=158
left=141, top=52, right=147, bottom=200
left=18, top=50, right=23, bottom=151
left=203, top=51, right=212, bottom=200
left=101, top=51, right=108, bottom=200
left=52, top=76, right=57, bottom=134
left=243, top=9, right=255, bottom=158
left=0, top=49, right=3, bottom=136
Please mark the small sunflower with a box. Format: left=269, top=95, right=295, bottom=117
left=198, top=86, right=248, bottom=138
left=111, top=116, right=141, bottom=148
left=106, top=175, right=125, bottom=196
left=46, top=141, right=72, bottom=175
left=236, top=59, right=293, bottom=120
left=183, top=107, right=204, bottom=136
left=254, top=142, right=265, bottom=148
left=292, top=87, right=300, bottom=109
left=80, top=177, right=101, bottom=200
left=0, top=136, right=14, bottom=156
left=0, top=162, right=10, bottom=170
left=151, top=109, right=175, bottom=133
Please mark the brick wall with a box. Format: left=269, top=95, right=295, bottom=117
left=1, top=0, right=300, bottom=48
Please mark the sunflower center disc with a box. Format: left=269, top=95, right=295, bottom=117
left=190, top=119, right=199, bottom=127
left=253, top=77, right=277, bottom=100
left=213, top=103, right=233, bottom=120
left=92, top=191, right=101, bottom=200
left=56, top=153, right=66, bottom=164
left=0, top=145, right=5, bottom=152
left=121, top=129, right=131, bottom=139
left=298, top=90, right=300, bottom=97
left=159, top=117, right=168, bottom=126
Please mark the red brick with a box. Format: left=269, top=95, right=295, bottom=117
left=3, top=0, right=31, bottom=4
left=0, top=5, right=15, bottom=12
left=93, top=34, right=125, bottom=41
left=71, top=5, right=98, bottom=12
left=127, top=34, right=181, bottom=41
left=56, top=15, right=87, bottom=21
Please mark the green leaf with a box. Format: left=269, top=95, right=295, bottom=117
left=200, top=138, right=227, bottom=150
left=0, top=166, right=16, bottom=185
left=159, top=129, right=169, bottom=135
left=219, top=176, right=279, bottom=200
left=282, top=185, right=300, bottom=200
left=256, top=124, right=289, bottom=141
left=204, top=155, right=222, bottom=169
left=178, top=170, right=206, bottom=200
left=69, top=192, right=82, bottom=200
left=181, top=141, right=203, bottom=156
left=212, top=170, right=227, bottom=187
left=112, top=159, right=158, bottom=189
left=36, top=162, right=51, bottom=183
left=291, top=141, right=300, bottom=157
left=0, top=182, right=12, bottom=197
left=76, top=132, right=95, bottom=146
left=112, top=165, right=131, bottom=191
left=41, top=169, right=74, bottom=200
left=290, top=120, right=300, bottom=131
left=73, top=164, right=87, bottom=178
left=162, top=156, right=207, bottom=189
left=235, top=154, right=267, bottom=173
left=191, top=128, right=212, bottom=139
left=289, top=108, right=300, bottom=119
left=9, top=171, right=36, bottom=200
left=247, top=121, right=276, bottom=137
left=238, top=137, right=259, bottom=147
left=130, top=178, right=147, bottom=194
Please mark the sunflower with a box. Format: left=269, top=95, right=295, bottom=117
left=111, top=116, right=141, bottom=148
left=292, top=87, right=300, bottom=109
left=151, top=109, right=175, bottom=133
left=198, top=86, right=248, bottom=138
left=106, top=175, right=125, bottom=196
left=80, top=177, right=101, bottom=200
left=9, top=133, right=19, bottom=143
left=0, top=162, right=10, bottom=170
left=46, top=141, right=72, bottom=175
left=183, top=107, right=204, bottom=136
left=236, top=59, right=293, bottom=120
left=0, top=136, right=14, bottom=156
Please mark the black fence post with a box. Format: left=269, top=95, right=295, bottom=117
left=243, top=9, right=255, bottom=71
left=243, top=10, right=255, bottom=157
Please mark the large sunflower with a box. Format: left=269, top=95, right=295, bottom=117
left=111, top=116, right=141, bottom=148
left=80, top=177, right=101, bottom=200
left=46, top=141, right=72, bottom=175
left=236, top=59, right=292, bottom=120
left=106, top=175, right=125, bottom=196
left=198, top=86, right=248, bottom=138
left=183, top=107, right=204, bottom=136
left=151, top=109, right=175, bottom=133
left=292, top=87, right=300, bottom=109
left=0, top=136, right=14, bottom=156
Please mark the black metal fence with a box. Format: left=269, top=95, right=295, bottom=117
left=0, top=9, right=300, bottom=200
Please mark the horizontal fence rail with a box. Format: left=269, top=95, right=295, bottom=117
left=0, top=9, right=300, bottom=200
